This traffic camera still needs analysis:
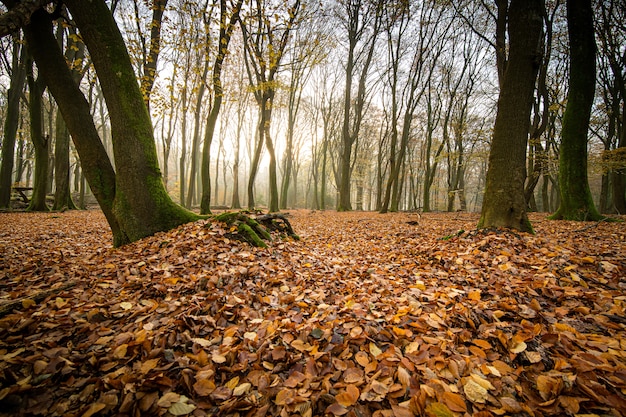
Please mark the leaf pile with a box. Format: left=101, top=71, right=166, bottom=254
left=1, top=210, right=625, bottom=416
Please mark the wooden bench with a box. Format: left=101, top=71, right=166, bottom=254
left=12, top=187, right=33, bottom=203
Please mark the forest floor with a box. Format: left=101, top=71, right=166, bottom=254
left=1, top=209, right=626, bottom=417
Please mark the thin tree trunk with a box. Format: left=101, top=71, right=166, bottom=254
left=25, top=58, right=48, bottom=212
left=0, top=35, right=26, bottom=208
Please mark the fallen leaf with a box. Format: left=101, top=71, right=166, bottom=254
left=336, top=384, right=360, bottom=407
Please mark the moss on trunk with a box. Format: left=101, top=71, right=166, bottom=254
left=549, top=0, right=603, bottom=222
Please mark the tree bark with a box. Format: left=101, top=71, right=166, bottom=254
left=549, top=0, right=602, bottom=221
left=478, top=0, right=544, bottom=232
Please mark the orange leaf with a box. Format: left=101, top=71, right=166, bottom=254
left=335, top=384, right=359, bottom=407
left=325, top=403, right=349, bottom=416
left=442, top=391, right=467, bottom=412
left=193, top=379, right=215, bottom=396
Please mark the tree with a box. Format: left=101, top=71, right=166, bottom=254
left=239, top=0, right=301, bottom=212
left=25, top=57, right=49, bottom=212
left=199, top=0, right=243, bottom=214
left=596, top=0, right=625, bottom=214
left=6, top=1, right=197, bottom=245
left=53, top=22, right=84, bottom=211
left=478, top=0, right=544, bottom=231
left=0, top=33, right=26, bottom=208
left=337, top=0, right=383, bottom=211
left=549, top=0, right=603, bottom=221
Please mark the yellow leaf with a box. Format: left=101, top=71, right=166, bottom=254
left=55, top=297, right=67, bottom=308
left=464, top=379, right=488, bottom=403
left=369, top=342, right=382, bottom=358
left=113, top=344, right=128, bottom=359
left=510, top=341, right=527, bottom=353
left=233, top=382, right=251, bottom=396
left=470, top=373, right=495, bottom=390
left=120, top=302, right=133, bottom=310
left=140, top=358, right=160, bottom=374
left=425, top=402, right=454, bottom=417
left=226, top=376, right=240, bottom=390
left=411, top=280, right=426, bottom=290
left=275, top=388, right=295, bottom=405
left=21, top=299, right=36, bottom=309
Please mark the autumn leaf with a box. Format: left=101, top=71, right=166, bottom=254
left=335, top=384, right=359, bottom=407
left=442, top=392, right=467, bottom=412
left=1, top=210, right=625, bottom=417
left=193, top=379, right=215, bottom=396
left=464, top=379, right=488, bottom=403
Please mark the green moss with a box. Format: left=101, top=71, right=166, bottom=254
left=238, top=223, right=267, bottom=248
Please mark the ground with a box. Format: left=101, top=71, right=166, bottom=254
left=0, top=210, right=625, bottom=417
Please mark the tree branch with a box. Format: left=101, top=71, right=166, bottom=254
left=0, top=0, right=52, bottom=38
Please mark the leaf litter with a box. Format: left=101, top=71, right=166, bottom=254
left=0, top=210, right=625, bottom=416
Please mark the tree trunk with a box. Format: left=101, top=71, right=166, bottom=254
left=53, top=23, right=84, bottom=211
left=478, top=0, right=543, bottom=232
left=25, top=59, right=48, bottom=212
left=25, top=2, right=196, bottom=245
left=52, top=114, right=77, bottom=210
left=23, top=9, right=123, bottom=241
left=200, top=0, right=242, bottom=214
left=0, top=35, right=26, bottom=208
left=549, top=0, right=602, bottom=221
left=140, top=0, right=167, bottom=112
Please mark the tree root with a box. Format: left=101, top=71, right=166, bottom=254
left=213, top=211, right=299, bottom=248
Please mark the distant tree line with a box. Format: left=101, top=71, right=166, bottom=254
left=0, top=0, right=623, bottom=245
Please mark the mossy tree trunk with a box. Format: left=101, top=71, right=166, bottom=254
left=52, top=115, right=77, bottom=211
left=549, top=0, right=603, bottom=221
left=478, top=0, right=544, bottom=232
left=65, top=0, right=199, bottom=242
left=24, top=8, right=123, bottom=242
left=200, top=0, right=243, bottom=215
left=22, top=4, right=197, bottom=246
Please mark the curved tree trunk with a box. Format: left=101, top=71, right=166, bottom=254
left=65, top=0, right=198, bottom=242
left=24, top=9, right=122, bottom=239
left=478, top=0, right=543, bottom=232
left=24, top=3, right=196, bottom=246
left=549, top=0, right=602, bottom=221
